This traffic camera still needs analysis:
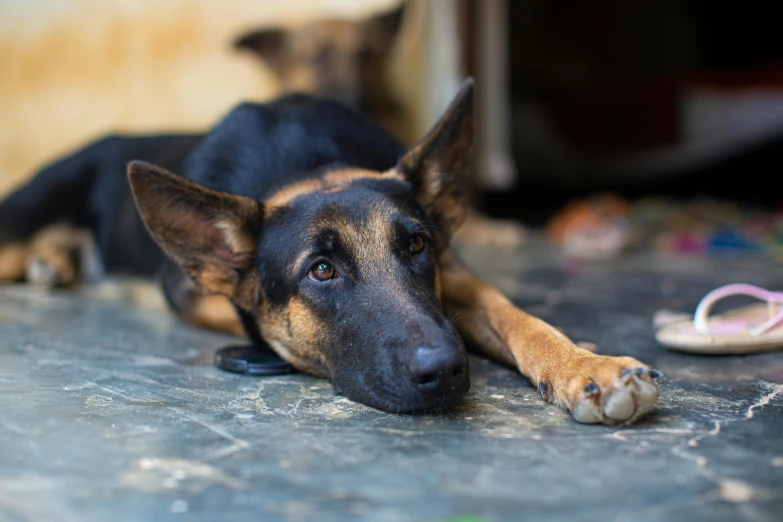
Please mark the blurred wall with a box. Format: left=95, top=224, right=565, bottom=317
left=0, top=0, right=399, bottom=197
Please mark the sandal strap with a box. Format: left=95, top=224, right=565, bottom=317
left=694, top=284, right=783, bottom=335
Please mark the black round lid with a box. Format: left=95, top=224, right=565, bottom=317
left=214, top=344, right=297, bottom=376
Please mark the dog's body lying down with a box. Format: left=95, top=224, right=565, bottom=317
left=0, top=80, right=659, bottom=422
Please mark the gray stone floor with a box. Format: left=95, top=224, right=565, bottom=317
left=1, top=243, right=782, bottom=522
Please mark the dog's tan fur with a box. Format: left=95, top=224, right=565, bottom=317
left=264, top=168, right=404, bottom=215
left=278, top=297, right=332, bottom=377
left=180, top=293, right=246, bottom=337
left=0, top=243, right=28, bottom=281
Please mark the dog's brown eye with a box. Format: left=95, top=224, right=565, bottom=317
left=409, top=234, right=425, bottom=254
left=308, top=261, right=335, bottom=282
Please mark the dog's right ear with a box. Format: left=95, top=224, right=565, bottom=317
left=127, top=161, right=263, bottom=302
left=233, top=28, right=287, bottom=70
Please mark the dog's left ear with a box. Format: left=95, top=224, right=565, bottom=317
left=233, top=28, right=287, bottom=70
left=127, top=161, right=263, bottom=302
left=397, top=78, right=473, bottom=241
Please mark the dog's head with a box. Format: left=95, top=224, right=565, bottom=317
left=233, top=4, right=404, bottom=116
left=128, top=79, right=472, bottom=413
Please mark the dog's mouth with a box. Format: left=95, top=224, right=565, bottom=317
left=332, top=361, right=471, bottom=414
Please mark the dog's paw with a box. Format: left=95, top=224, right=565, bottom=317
left=25, top=255, right=68, bottom=286
left=543, top=355, right=660, bottom=425
left=24, top=225, right=102, bottom=288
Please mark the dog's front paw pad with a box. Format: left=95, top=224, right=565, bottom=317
left=603, top=386, right=635, bottom=420
left=564, top=357, right=660, bottom=425
left=570, top=381, right=601, bottom=423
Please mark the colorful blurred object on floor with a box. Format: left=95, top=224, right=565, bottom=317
left=547, top=194, right=783, bottom=260
left=546, top=194, right=632, bottom=259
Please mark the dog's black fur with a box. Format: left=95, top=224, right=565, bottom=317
left=0, top=89, right=471, bottom=413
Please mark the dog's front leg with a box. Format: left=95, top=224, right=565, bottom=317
left=439, top=251, right=660, bottom=425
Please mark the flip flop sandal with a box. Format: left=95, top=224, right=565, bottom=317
left=655, top=283, right=783, bottom=354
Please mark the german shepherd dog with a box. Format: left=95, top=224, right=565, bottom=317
left=0, top=80, right=660, bottom=422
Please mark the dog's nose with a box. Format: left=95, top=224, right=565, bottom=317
left=407, top=346, right=467, bottom=391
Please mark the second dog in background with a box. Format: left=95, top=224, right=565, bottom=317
left=234, top=3, right=527, bottom=249
left=234, top=5, right=405, bottom=139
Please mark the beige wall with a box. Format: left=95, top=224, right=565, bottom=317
left=0, top=0, right=399, bottom=197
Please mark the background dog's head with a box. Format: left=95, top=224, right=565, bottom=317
left=233, top=4, right=404, bottom=118
left=128, top=79, right=473, bottom=413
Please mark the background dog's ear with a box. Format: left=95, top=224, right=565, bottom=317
left=397, top=78, right=473, bottom=241
left=366, top=2, right=405, bottom=44
left=233, top=28, right=286, bottom=70
left=127, top=161, right=262, bottom=300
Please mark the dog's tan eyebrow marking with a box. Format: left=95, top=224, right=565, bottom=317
left=321, top=167, right=404, bottom=186
left=264, top=179, right=324, bottom=215
left=263, top=168, right=405, bottom=217
left=289, top=213, right=356, bottom=275
left=333, top=200, right=401, bottom=277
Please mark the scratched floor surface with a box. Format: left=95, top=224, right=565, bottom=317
left=1, top=242, right=782, bottom=522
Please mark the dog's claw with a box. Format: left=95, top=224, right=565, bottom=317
left=620, top=368, right=633, bottom=378
left=583, top=382, right=598, bottom=394
left=635, top=367, right=647, bottom=376
left=650, top=369, right=662, bottom=379
left=539, top=380, right=548, bottom=399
